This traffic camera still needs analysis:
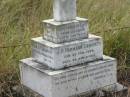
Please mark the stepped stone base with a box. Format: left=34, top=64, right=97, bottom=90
left=19, top=56, right=117, bottom=97
left=32, top=34, right=103, bottom=69
left=43, top=17, right=88, bottom=43
left=13, top=83, right=127, bottom=97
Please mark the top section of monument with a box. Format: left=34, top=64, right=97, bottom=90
left=53, top=0, right=77, bottom=22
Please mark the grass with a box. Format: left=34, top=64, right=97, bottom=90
left=0, top=0, right=130, bottom=96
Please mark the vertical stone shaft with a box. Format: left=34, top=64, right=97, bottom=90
left=53, top=0, right=77, bottom=22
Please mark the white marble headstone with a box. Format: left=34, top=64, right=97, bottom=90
left=53, top=0, right=77, bottom=21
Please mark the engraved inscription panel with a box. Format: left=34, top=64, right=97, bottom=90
left=32, top=41, right=54, bottom=66
left=43, top=20, right=88, bottom=43
left=53, top=63, right=116, bottom=86
left=54, top=38, right=103, bottom=68
left=52, top=61, right=117, bottom=97
left=32, top=36, right=103, bottom=69
left=20, top=57, right=117, bottom=97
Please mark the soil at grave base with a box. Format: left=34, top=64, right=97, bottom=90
left=0, top=69, right=130, bottom=97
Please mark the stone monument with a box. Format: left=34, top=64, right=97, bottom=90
left=19, top=0, right=127, bottom=97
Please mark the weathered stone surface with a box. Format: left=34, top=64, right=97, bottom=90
left=102, top=83, right=128, bottom=92
left=32, top=34, right=103, bottom=69
left=53, top=0, right=76, bottom=21
left=19, top=56, right=117, bottom=97
left=43, top=17, right=88, bottom=43
left=18, top=0, right=122, bottom=97
left=13, top=83, right=128, bottom=97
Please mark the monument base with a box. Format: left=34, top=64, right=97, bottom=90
left=43, top=17, right=88, bottom=43
left=13, top=83, right=128, bottom=97
left=32, top=34, right=103, bottom=69
left=20, top=56, right=117, bottom=97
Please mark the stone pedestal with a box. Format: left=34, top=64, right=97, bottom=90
left=19, top=0, right=126, bottom=97
left=32, top=34, right=103, bottom=69
left=20, top=56, right=117, bottom=97
left=43, top=17, right=88, bottom=43
left=13, top=83, right=128, bottom=97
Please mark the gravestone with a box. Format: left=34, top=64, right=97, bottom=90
left=19, top=0, right=127, bottom=97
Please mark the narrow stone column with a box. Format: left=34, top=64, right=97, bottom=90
left=53, top=0, right=77, bottom=22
